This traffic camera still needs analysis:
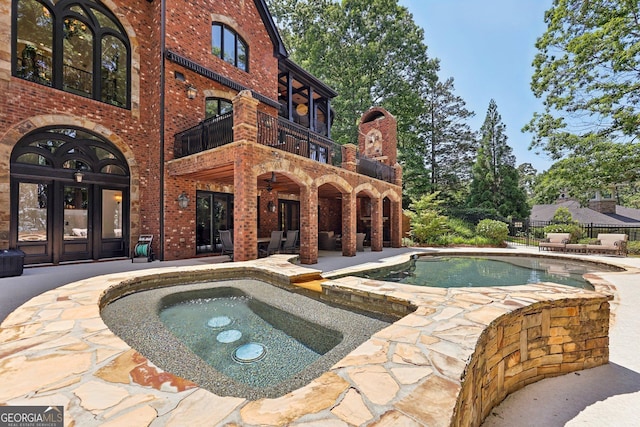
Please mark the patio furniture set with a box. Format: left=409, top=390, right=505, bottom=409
left=539, top=232, right=628, bottom=256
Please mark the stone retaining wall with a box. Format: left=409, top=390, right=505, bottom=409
left=453, top=298, right=610, bottom=426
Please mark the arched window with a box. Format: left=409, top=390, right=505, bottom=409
left=211, top=23, right=248, bottom=72
left=205, top=97, right=233, bottom=119
left=13, top=0, right=131, bottom=108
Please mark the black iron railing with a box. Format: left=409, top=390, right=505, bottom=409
left=507, top=219, right=640, bottom=246
left=257, top=112, right=343, bottom=167
left=174, top=112, right=233, bottom=158
left=174, top=111, right=397, bottom=184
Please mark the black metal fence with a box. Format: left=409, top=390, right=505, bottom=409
left=508, top=219, right=640, bottom=246
left=174, top=112, right=234, bottom=158
left=257, top=112, right=343, bottom=167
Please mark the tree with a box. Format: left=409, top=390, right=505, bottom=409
left=517, top=162, right=537, bottom=199
left=468, top=100, right=530, bottom=218
left=525, top=0, right=640, bottom=157
left=402, top=73, right=476, bottom=206
left=531, top=138, right=640, bottom=205
left=269, top=0, right=436, bottom=146
left=423, top=76, right=476, bottom=195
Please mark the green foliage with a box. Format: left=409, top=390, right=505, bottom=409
left=551, top=207, right=575, bottom=224
left=406, top=193, right=449, bottom=244
left=269, top=0, right=478, bottom=207
left=468, top=100, right=530, bottom=219
left=446, top=217, right=476, bottom=238
left=531, top=138, right=640, bottom=206
left=525, top=0, right=640, bottom=157
left=542, top=223, right=583, bottom=243
left=627, top=241, right=640, bottom=256
left=475, top=219, right=509, bottom=244
left=445, top=207, right=507, bottom=224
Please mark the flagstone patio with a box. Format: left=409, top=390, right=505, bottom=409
left=0, top=250, right=630, bottom=426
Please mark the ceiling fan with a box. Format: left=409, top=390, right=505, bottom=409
left=264, top=172, right=277, bottom=192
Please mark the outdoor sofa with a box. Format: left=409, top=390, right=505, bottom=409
left=539, top=233, right=570, bottom=252
left=584, top=233, right=628, bottom=256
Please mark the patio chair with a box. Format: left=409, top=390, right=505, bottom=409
left=356, top=233, right=366, bottom=252
left=219, top=230, right=234, bottom=259
left=260, top=230, right=283, bottom=257
left=281, top=230, right=299, bottom=254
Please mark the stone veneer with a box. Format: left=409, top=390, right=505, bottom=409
left=0, top=252, right=619, bottom=426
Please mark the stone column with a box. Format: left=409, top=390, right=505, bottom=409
left=299, top=184, right=318, bottom=264
left=341, top=192, right=356, bottom=257
left=370, top=196, right=383, bottom=251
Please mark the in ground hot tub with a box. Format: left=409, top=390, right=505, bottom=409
left=101, top=279, right=391, bottom=400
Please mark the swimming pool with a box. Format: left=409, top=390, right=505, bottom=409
left=345, top=255, right=622, bottom=289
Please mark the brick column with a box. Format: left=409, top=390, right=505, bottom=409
left=342, top=144, right=357, bottom=172
left=233, top=90, right=259, bottom=142
left=299, top=184, right=318, bottom=264
left=370, top=196, right=383, bottom=251
left=391, top=198, right=403, bottom=248
left=231, top=90, right=259, bottom=261
left=233, top=144, right=258, bottom=261
left=394, top=163, right=403, bottom=188
left=341, top=192, right=356, bottom=257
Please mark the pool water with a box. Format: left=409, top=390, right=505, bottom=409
left=159, top=288, right=342, bottom=389
left=353, top=255, right=619, bottom=289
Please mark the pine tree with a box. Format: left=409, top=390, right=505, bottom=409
left=468, top=100, right=530, bottom=218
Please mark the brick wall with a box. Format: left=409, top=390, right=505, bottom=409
left=0, top=0, right=163, bottom=255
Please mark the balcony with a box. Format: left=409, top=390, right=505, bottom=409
left=174, top=111, right=395, bottom=183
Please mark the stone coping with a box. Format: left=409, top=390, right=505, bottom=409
left=0, top=251, right=629, bottom=426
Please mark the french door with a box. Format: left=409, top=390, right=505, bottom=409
left=14, top=180, right=127, bottom=264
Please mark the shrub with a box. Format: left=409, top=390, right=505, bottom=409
left=407, top=193, right=449, bottom=244
left=446, top=217, right=476, bottom=238
left=476, top=219, right=509, bottom=243
left=551, top=206, right=575, bottom=224
left=627, top=241, right=640, bottom=256
left=543, top=223, right=583, bottom=243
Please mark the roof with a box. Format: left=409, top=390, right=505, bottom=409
left=530, top=200, right=640, bottom=225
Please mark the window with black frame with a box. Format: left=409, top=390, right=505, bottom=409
left=13, top=0, right=131, bottom=108
left=211, top=22, right=248, bottom=72
left=205, top=97, right=233, bottom=119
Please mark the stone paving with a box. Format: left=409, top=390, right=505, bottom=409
left=0, top=249, right=634, bottom=426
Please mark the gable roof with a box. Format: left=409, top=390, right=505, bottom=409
left=530, top=200, right=640, bottom=225
left=254, top=0, right=288, bottom=57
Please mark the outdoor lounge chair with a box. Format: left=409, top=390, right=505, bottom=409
left=538, top=233, right=570, bottom=252
left=260, top=230, right=283, bottom=257
left=281, top=230, right=299, bottom=254
left=585, top=233, right=628, bottom=256
left=318, top=231, right=337, bottom=251
left=219, top=230, right=234, bottom=259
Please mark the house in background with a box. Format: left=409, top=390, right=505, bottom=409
left=1, top=0, right=403, bottom=266
left=530, top=192, right=640, bottom=227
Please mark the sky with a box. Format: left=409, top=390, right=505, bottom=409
left=397, top=0, right=554, bottom=172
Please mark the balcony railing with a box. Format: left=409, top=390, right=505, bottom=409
left=357, top=153, right=395, bottom=183
left=257, top=112, right=342, bottom=167
left=174, top=112, right=233, bottom=158
left=174, top=111, right=395, bottom=184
